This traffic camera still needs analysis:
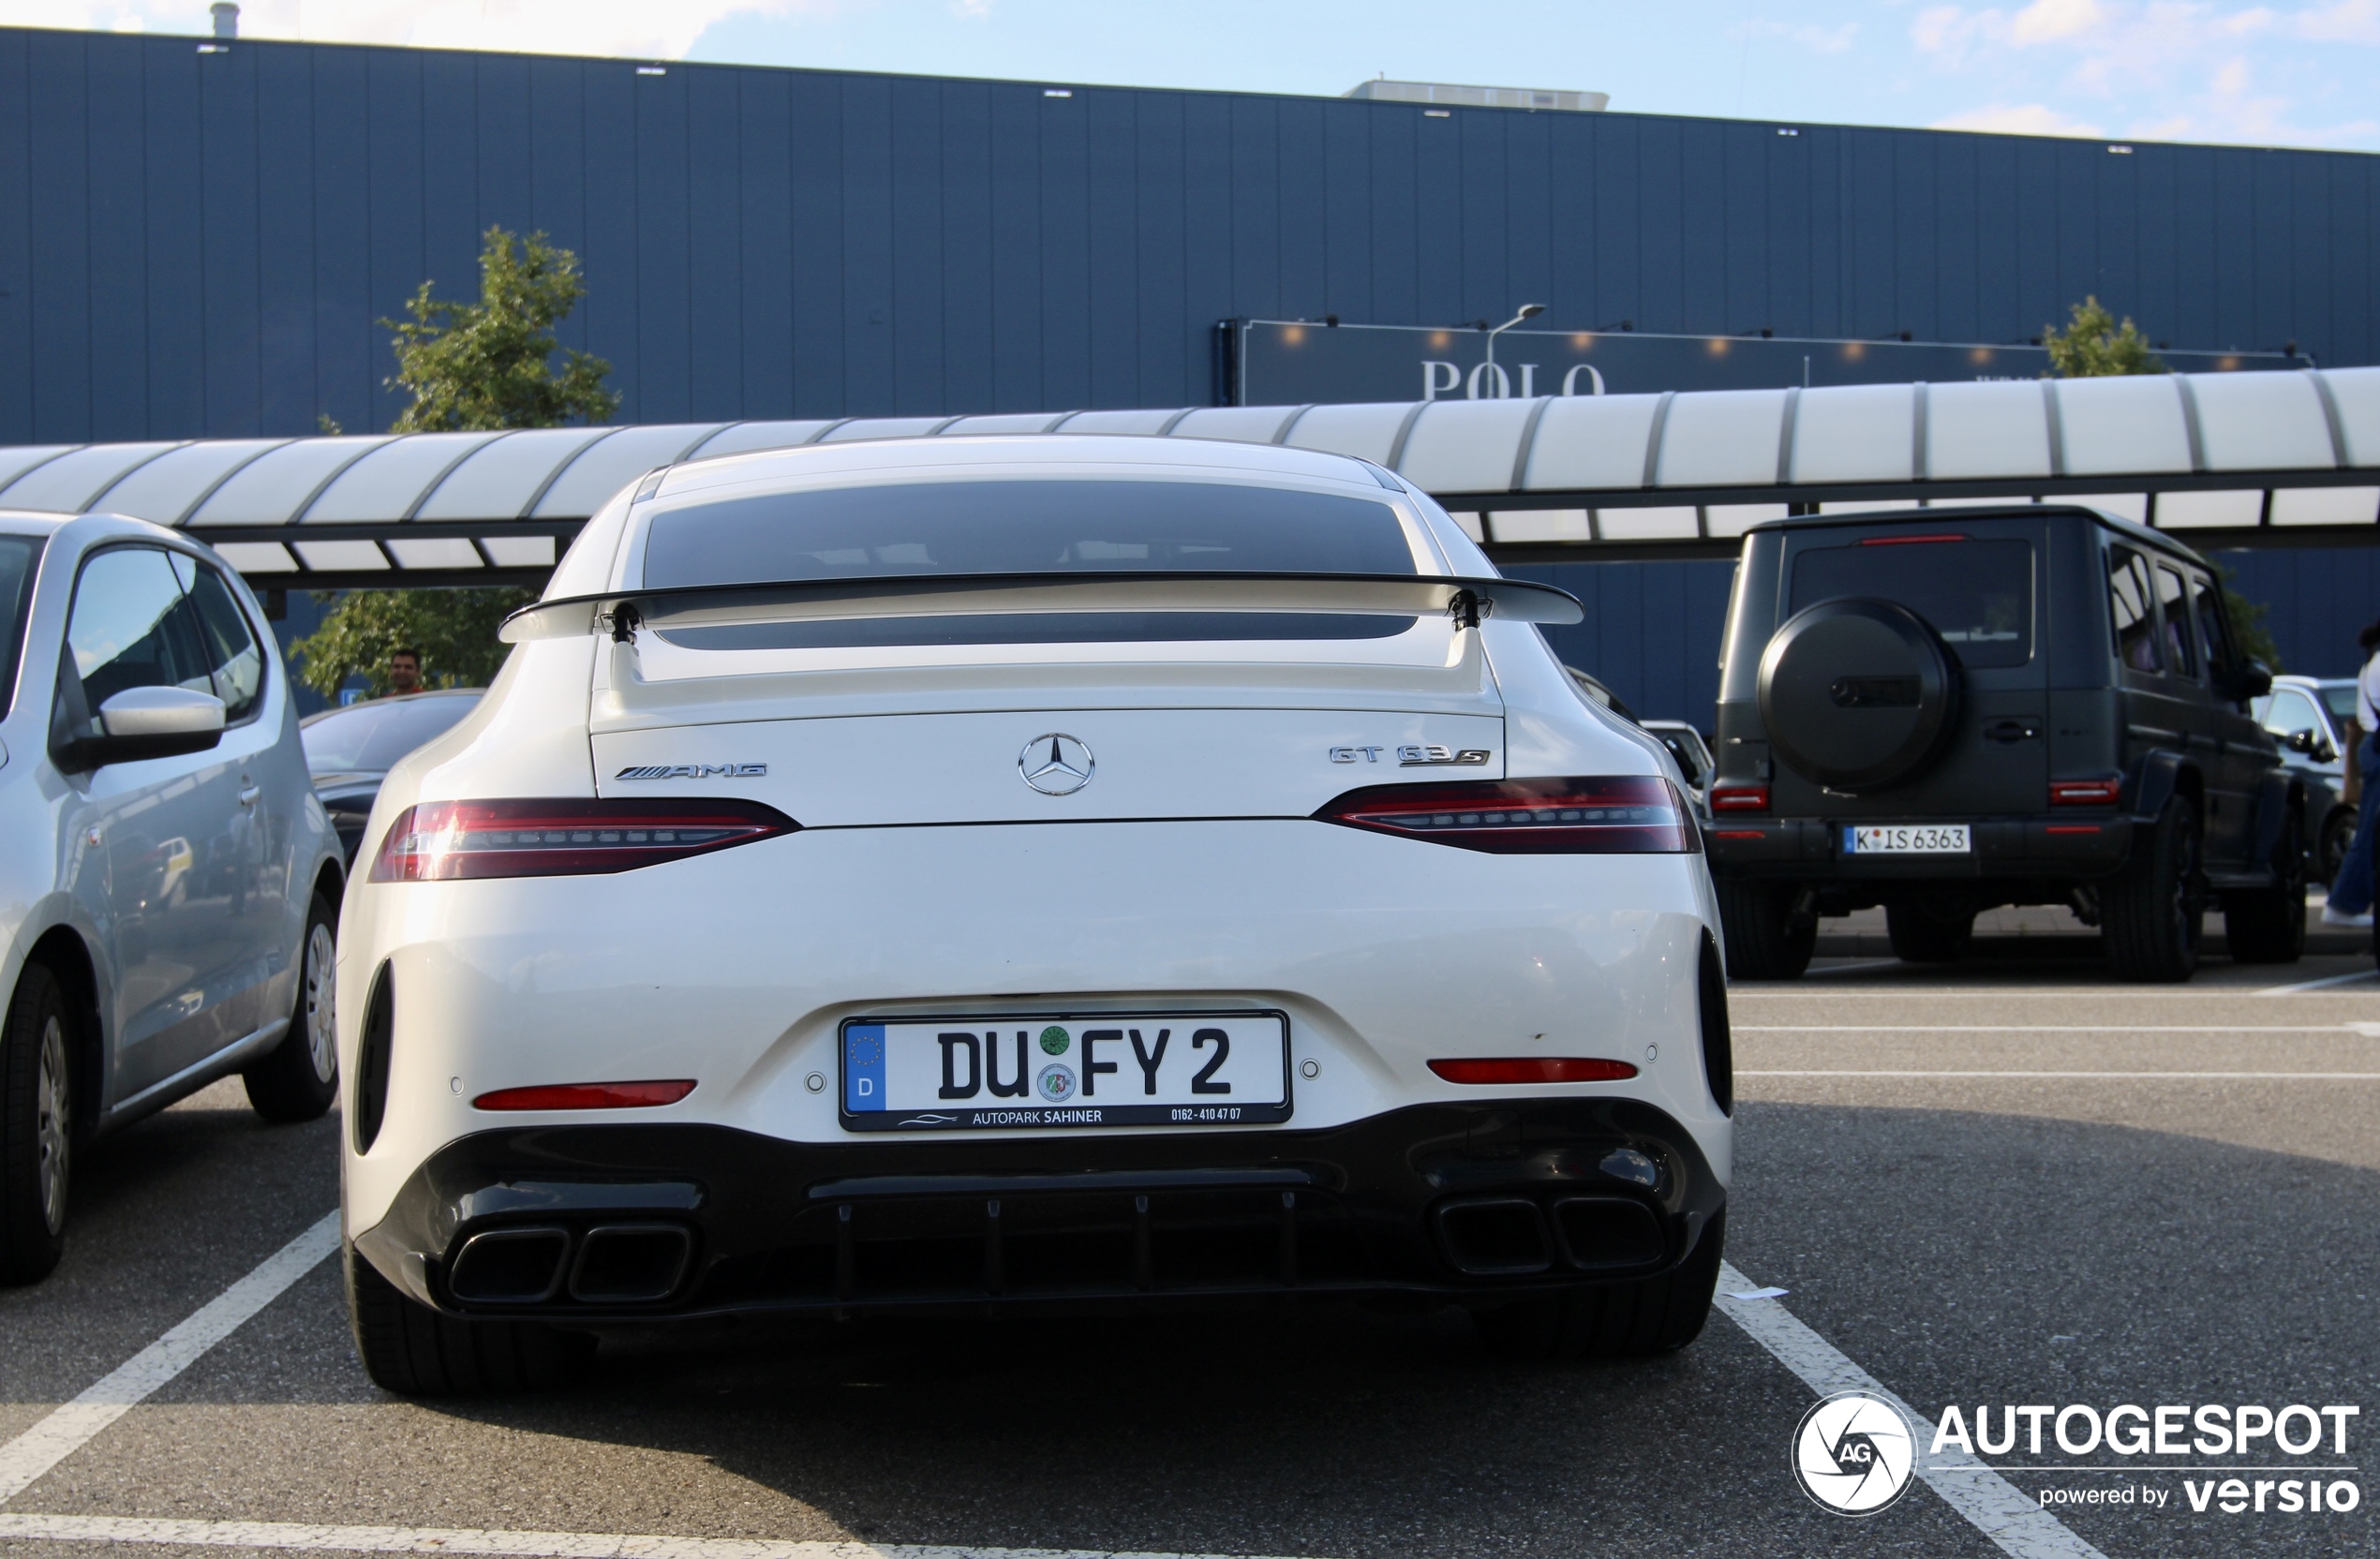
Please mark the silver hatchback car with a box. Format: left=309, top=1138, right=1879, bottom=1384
left=0, top=512, right=344, bottom=1283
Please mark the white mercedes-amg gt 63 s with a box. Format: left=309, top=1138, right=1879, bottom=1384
left=336, top=434, right=1734, bottom=1393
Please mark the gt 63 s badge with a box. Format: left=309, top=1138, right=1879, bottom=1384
left=1793, top=1391, right=1916, bottom=1516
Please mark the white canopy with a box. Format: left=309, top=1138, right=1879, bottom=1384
left=4, top=367, right=2375, bottom=586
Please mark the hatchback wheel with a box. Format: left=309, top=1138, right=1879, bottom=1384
left=2103, top=796, right=2205, bottom=982
left=1, top=963, right=75, bottom=1284
left=245, top=892, right=341, bottom=1123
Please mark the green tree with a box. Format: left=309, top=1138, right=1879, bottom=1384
left=2044, top=295, right=2164, bottom=377
left=290, top=226, right=615, bottom=698
left=290, top=587, right=527, bottom=701
left=383, top=226, right=619, bottom=432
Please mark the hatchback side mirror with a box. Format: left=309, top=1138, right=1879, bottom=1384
left=2284, top=727, right=2319, bottom=754
left=66, top=687, right=226, bottom=768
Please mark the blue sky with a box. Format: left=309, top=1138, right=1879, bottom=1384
left=9, top=0, right=2380, bottom=151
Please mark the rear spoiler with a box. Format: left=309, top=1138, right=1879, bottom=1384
left=498, top=571, right=1585, bottom=644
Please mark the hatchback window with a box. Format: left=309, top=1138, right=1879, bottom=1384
left=2259, top=688, right=2322, bottom=740
left=2108, top=548, right=2161, bottom=674
left=2155, top=565, right=2197, bottom=677
left=2322, top=682, right=2358, bottom=726
left=66, top=547, right=211, bottom=711
left=1787, top=536, right=2032, bottom=668
left=641, top=480, right=1421, bottom=649
left=169, top=556, right=265, bottom=721
left=0, top=536, right=40, bottom=719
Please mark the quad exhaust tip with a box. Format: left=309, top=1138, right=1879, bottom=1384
left=448, top=1223, right=693, bottom=1306
left=1433, top=1194, right=1665, bottom=1277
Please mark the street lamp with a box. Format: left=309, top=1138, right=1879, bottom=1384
left=1483, top=303, right=1546, bottom=376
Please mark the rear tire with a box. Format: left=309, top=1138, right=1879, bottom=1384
left=1886, top=898, right=1975, bottom=964
left=245, top=894, right=340, bottom=1123
left=0, top=964, right=74, bottom=1285
left=1717, top=881, right=1815, bottom=981
left=346, top=1246, right=594, bottom=1396
left=2103, top=795, right=2205, bottom=983
left=1473, top=1210, right=1726, bottom=1362
left=2223, top=811, right=2307, bottom=965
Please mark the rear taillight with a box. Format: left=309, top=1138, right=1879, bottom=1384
left=1709, top=783, right=1770, bottom=812
left=1429, top=1058, right=1640, bottom=1084
left=474, top=1080, right=697, bottom=1110
left=2050, top=780, right=2121, bottom=807
left=370, top=798, right=796, bottom=882
left=1318, top=776, right=1695, bottom=854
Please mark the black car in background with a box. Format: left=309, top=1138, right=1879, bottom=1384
left=1704, top=505, right=2302, bottom=983
left=299, top=690, right=484, bottom=864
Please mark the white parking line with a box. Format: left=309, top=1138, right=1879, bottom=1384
left=0, top=1517, right=1301, bottom=1559
left=1717, top=1262, right=2105, bottom=1559
left=1739, top=1069, right=2380, bottom=1079
left=0, top=1210, right=340, bottom=1506
left=2258, top=970, right=2380, bottom=994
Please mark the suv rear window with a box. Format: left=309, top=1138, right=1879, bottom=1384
left=1787, top=536, right=2033, bottom=668
left=639, top=479, right=1421, bottom=649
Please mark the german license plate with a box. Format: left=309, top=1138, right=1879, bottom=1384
left=839, top=1012, right=1292, bottom=1132
left=1845, top=824, right=1971, bottom=854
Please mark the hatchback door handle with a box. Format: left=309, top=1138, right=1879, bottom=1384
left=1985, top=720, right=2041, bottom=744
left=238, top=786, right=261, bottom=808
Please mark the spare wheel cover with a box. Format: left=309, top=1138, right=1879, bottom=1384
left=1757, top=597, right=1960, bottom=791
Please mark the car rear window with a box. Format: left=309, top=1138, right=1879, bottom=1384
left=1787, top=536, right=2033, bottom=669
left=0, top=536, right=40, bottom=718
left=640, top=479, right=1421, bottom=649
left=300, top=694, right=483, bottom=775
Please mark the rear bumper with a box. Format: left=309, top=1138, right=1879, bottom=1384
left=1707, top=814, right=2135, bottom=880
left=351, top=1101, right=1727, bottom=1322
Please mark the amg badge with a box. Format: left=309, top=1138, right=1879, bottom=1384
left=615, top=763, right=769, bottom=780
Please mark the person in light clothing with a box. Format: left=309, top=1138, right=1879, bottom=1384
left=2320, top=621, right=2380, bottom=928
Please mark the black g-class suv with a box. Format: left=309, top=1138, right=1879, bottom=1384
left=1705, top=505, right=2304, bottom=982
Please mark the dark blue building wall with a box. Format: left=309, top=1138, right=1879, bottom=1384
left=3, top=25, right=2377, bottom=443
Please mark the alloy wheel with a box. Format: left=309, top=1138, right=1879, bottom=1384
left=303, top=922, right=337, bottom=1084
left=35, top=1014, right=68, bottom=1236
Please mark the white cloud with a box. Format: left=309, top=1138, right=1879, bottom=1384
left=1931, top=100, right=2110, bottom=134
left=2296, top=0, right=2380, bottom=37
left=1729, top=17, right=1860, bottom=53
left=2009, top=0, right=2108, bottom=43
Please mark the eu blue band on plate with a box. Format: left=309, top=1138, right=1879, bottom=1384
left=1844, top=826, right=1857, bottom=850
left=844, top=1024, right=885, bottom=1112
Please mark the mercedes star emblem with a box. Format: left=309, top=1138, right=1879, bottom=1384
left=1019, top=733, right=1095, bottom=795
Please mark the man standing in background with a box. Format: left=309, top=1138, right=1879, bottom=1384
left=388, top=646, right=424, bottom=698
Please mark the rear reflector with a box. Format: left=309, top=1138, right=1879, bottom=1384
left=473, top=1080, right=697, bottom=1111
left=1858, top=533, right=1967, bottom=545
left=2050, top=780, right=2122, bottom=807
left=1709, top=783, right=1770, bottom=812
left=1428, top=1057, right=1640, bottom=1085
left=372, top=798, right=795, bottom=882
left=1316, top=776, right=1695, bottom=854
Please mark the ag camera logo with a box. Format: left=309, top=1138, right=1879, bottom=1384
left=1793, top=1391, right=1917, bottom=1516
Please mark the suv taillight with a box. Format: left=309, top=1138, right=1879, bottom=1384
left=1709, top=783, right=1770, bottom=812
left=1316, top=776, right=1696, bottom=854
left=2050, top=780, right=2121, bottom=807
left=370, top=798, right=797, bottom=882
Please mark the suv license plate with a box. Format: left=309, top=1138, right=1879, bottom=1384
left=1846, top=824, right=1972, bottom=854
left=839, top=1013, right=1291, bottom=1132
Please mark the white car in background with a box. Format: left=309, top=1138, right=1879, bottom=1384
left=335, top=436, right=1733, bottom=1393
left=0, top=513, right=345, bottom=1284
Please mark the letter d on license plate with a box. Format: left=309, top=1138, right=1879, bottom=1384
left=839, top=1012, right=1292, bottom=1132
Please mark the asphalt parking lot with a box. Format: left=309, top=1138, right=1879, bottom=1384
left=1, top=943, right=2373, bottom=1559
